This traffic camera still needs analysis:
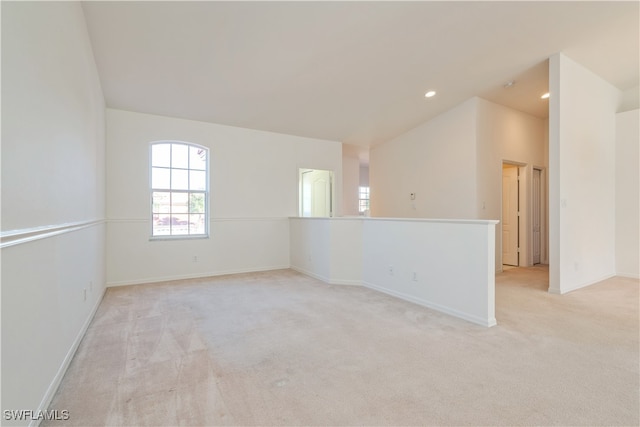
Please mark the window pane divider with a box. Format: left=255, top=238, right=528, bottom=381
left=150, top=141, right=209, bottom=238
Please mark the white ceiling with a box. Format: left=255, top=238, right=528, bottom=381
left=82, top=1, right=639, bottom=147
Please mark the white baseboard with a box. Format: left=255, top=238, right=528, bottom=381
left=363, top=281, right=496, bottom=328
left=616, top=272, right=640, bottom=280
left=31, top=286, right=107, bottom=427
left=549, top=272, right=618, bottom=295
left=106, top=265, right=290, bottom=287
left=291, top=267, right=494, bottom=327
left=290, top=266, right=362, bottom=286
left=329, top=279, right=362, bottom=286
left=290, top=265, right=331, bottom=284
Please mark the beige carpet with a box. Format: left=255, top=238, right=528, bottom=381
left=45, top=267, right=639, bottom=426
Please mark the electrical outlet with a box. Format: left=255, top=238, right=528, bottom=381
left=192, top=256, right=198, bottom=263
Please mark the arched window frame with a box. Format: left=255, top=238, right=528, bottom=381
left=149, top=141, right=209, bottom=239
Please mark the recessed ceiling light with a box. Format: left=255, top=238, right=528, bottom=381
left=425, top=91, right=436, bottom=98
left=541, top=92, right=550, bottom=99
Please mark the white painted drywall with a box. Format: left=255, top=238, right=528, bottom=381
left=106, top=109, right=342, bottom=285
left=290, top=217, right=497, bottom=327
left=1, top=2, right=106, bottom=424
left=476, top=98, right=547, bottom=270
left=370, top=96, right=546, bottom=273
left=290, top=217, right=363, bottom=285
left=289, top=218, right=332, bottom=282
left=619, top=85, right=639, bottom=113
left=329, top=219, right=363, bottom=285
left=370, top=98, right=478, bottom=218
left=548, top=56, right=561, bottom=293
left=1, top=5, right=105, bottom=230
left=615, top=109, right=640, bottom=278
left=342, top=146, right=360, bottom=216
left=362, top=218, right=497, bottom=327
left=548, top=53, right=620, bottom=294
left=359, top=165, right=370, bottom=187
left=543, top=118, right=550, bottom=265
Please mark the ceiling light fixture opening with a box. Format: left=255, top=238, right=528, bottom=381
left=503, top=80, right=516, bottom=89
left=425, top=90, right=436, bottom=98
left=541, top=92, right=550, bottom=99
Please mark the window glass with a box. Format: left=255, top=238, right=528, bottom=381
left=151, top=142, right=208, bottom=238
left=151, top=144, right=171, bottom=167
left=190, top=146, right=207, bottom=170
left=190, top=170, right=206, bottom=191
left=189, top=193, right=205, bottom=213
left=172, top=144, right=189, bottom=169
left=359, top=186, right=370, bottom=214
left=151, top=167, right=170, bottom=189
left=171, top=169, right=189, bottom=190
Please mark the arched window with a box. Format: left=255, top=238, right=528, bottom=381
left=150, top=141, right=208, bottom=238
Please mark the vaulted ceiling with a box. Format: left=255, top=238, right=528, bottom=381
left=82, top=1, right=639, bottom=147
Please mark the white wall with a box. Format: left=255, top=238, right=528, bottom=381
left=1, top=2, right=106, bottom=424
left=543, top=118, right=550, bottom=265
left=342, top=145, right=360, bottom=216
left=619, top=85, right=639, bottom=113
left=370, top=96, right=546, bottom=272
left=330, top=219, right=363, bottom=284
left=106, top=109, right=342, bottom=285
left=290, top=218, right=332, bottom=281
left=548, top=53, right=620, bottom=294
left=370, top=98, right=478, bottom=218
left=363, top=218, right=497, bottom=327
left=476, top=99, right=547, bottom=270
left=359, top=165, right=369, bottom=187
left=290, top=217, right=498, bottom=327
left=615, top=109, right=640, bottom=278
left=289, top=218, right=362, bottom=285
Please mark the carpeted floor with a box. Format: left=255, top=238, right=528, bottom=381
left=44, top=266, right=639, bottom=426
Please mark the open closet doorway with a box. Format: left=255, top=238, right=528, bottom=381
left=502, top=163, right=520, bottom=267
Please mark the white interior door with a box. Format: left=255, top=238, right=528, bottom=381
left=532, top=168, right=542, bottom=265
left=301, top=169, right=333, bottom=217
left=502, top=165, right=519, bottom=266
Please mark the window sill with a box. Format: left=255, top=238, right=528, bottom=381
left=149, top=235, right=209, bottom=242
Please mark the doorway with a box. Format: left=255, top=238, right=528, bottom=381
left=532, top=167, right=544, bottom=265
left=531, top=168, right=542, bottom=265
left=502, top=164, right=519, bottom=267
left=300, top=169, right=334, bottom=217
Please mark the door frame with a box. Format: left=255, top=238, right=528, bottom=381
left=502, top=162, right=521, bottom=267
left=532, top=166, right=547, bottom=265
left=500, top=161, right=548, bottom=269
left=501, top=160, right=528, bottom=269
left=299, top=168, right=335, bottom=217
